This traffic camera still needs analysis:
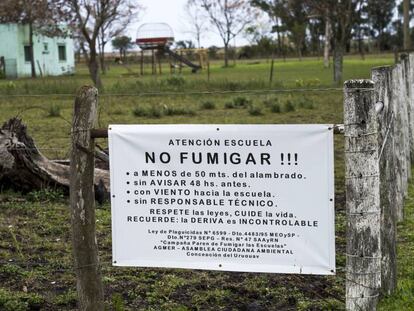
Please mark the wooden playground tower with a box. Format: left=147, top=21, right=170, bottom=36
left=136, top=23, right=205, bottom=75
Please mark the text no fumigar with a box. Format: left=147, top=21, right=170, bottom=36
left=145, top=152, right=271, bottom=165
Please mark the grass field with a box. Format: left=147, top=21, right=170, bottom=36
left=1, top=54, right=411, bottom=310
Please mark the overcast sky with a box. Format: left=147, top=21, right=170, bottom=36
left=125, top=0, right=249, bottom=50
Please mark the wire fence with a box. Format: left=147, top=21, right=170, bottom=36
left=0, top=87, right=343, bottom=99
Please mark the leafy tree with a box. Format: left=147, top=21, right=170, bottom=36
left=306, top=0, right=363, bottom=84
left=251, top=0, right=309, bottom=60
left=366, top=0, right=395, bottom=51
left=112, top=36, right=133, bottom=60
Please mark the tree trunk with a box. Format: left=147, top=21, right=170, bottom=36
left=333, top=44, right=344, bottom=85
left=404, top=0, right=410, bottom=50
left=324, top=16, right=331, bottom=69
left=88, top=45, right=103, bottom=89
left=29, top=23, right=36, bottom=78
left=224, top=43, right=229, bottom=67
left=0, top=118, right=109, bottom=195
left=297, top=43, right=302, bottom=61
left=99, top=41, right=106, bottom=75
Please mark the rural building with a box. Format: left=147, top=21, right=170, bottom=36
left=0, top=24, right=75, bottom=78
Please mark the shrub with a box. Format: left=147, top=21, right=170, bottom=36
left=295, top=79, right=304, bottom=87
left=224, top=101, right=235, bottom=109
left=248, top=104, right=263, bottom=116
left=262, top=97, right=279, bottom=108
left=164, top=106, right=195, bottom=116
left=270, top=103, right=281, bottom=113
left=147, top=105, right=163, bottom=118
left=284, top=100, right=296, bottom=112
left=200, top=100, right=216, bottom=110
left=232, top=96, right=251, bottom=108
left=47, top=104, right=61, bottom=117
left=132, top=106, right=147, bottom=117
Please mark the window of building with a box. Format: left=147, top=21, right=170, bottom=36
left=43, top=43, right=49, bottom=54
left=24, top=45, right=32, bottom=62
left=58, top=44, right=66, bottom=61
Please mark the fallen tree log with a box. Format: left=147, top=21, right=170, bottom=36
left=0, top=118, right=109, bottom=201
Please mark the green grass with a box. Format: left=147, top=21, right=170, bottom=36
left=378, top=169, right=414, bottom=310
left=0, top=54, right=405, bottom=310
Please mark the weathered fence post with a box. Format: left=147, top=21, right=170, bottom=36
left=372, top=67, right=397, bottom=294
left=391, top=64, right=407, bottom=220
left=70, top=86, right=104, bottom=310
left=408, top=54, right=414, bottom=163
left=344, top=80, right=381, bottom=310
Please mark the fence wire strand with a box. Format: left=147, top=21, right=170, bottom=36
left=0, top=87, right=343, bottom=99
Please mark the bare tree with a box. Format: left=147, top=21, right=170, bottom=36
left=97, top=1, right=142, bottom=74
left=195, top=0, right=257, bottom=67
left=184, top=0, right=209, bottom=48
left=62, top=0, right=143, bottom=88
left=0, top=0, right=64, bottom=78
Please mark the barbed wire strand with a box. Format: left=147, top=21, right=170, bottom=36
left=0, top=87, right=344, bottom=99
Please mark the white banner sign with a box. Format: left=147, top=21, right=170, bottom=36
left=109, top=124, right=335, bottom=275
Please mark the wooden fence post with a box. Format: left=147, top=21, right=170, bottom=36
left=70, top=86, right=104, bottom=310
left=372, top=67, right=397, bottom=294
left=391, top=65, right=407, bottom=220
left=408, top=54, right=414, bottom=162
left=344, top=80, right=381, bottom=311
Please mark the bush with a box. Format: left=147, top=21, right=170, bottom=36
left=224, top=101, right=234, bottom=109
left=270, top=103, right=281, bottom=113
left=295, top=79, right=304, bottom=87
left=200, top=100, right=216, bottom=110
left=164, top=106, right=195, bottom=116
left=284, top=100, right=296, bottom=112
left=47, top=104, right=61, bottom=117
left=248, top=104, right=263, bottom=116
left=262, top=97, right=279, bottom=108
left=147, top=105, right=163, bottom=118
left=232, top=96, right=251, bottom=108
left=132, top=106, right=147, bottom=117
